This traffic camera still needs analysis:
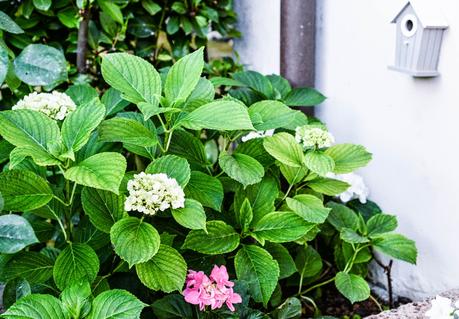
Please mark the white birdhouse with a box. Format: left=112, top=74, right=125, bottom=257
left=389, top=0, right=448, bottom=77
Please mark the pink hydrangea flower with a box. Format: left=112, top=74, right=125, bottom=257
left=182, top=265, right=242, bottom=312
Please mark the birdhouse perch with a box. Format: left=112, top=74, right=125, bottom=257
left=389, top=0, right=448, bottom=77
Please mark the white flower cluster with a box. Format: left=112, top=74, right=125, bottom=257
left=241, top=129, right=274, bottom=142
left=426, top=295, right=459, bottom=319
left=295, top=125, right=334, bottom=149
left=327, top=172, right=369, bottom=203
left=12, top=91, right=76, bottom=120
left=125, top=172, right=185, bottom=215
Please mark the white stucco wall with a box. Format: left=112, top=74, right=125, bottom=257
left=233, top=0, right=280, bottom=74
left=316, top=0, right=459, bottom=300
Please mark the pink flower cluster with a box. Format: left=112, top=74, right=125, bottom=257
left=183, top=265, right=242, bottom=312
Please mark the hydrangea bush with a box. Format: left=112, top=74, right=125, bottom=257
left=0, top=49, right=417, bottom=318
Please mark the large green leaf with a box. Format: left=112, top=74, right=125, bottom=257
left=110, top=217, right=160, bottom=267
left=326, top=202, right=359, bottom=231
left=252, top=212, right=313, bottom=243
left=2, top=278, right=31, bottom=310
left=168, top=130, right=207, bottom=166
left=295, top=246, right=322, bottom=279
left=98, top=0, right=123, bottom=23
left=14, top=44, right=67, bottom=86
left=265, top=243, right=296, bottom=279
left=307, top=177, right=350, bottom=196
left=172, top=199, right=206, bottom=231
left=152, top=294, right=193, bottom=319
left=64, top=152, right=126, bottom=194
left=99, top=117, right=157, bottom=147
left=233, top=71, right=274, bottom=99
left=65, top=84, right=99, bottom=106
left=184, top=77, right=215, bottom=110
left=60, top=282, right=91, bottom=319
left=325, top=144, right=372, bottom=174
left=0, top=215, right=38, bottom=254
left=101, top=53, right=161, bottom=108
left=184, top=171, right=223, bottom=211
left=283, top=88, right=326, bottom=107
left=248, top=100, right=296, bottom=130
left=164, top=48, right=204, bottom=104
left=263, top=133, right=305, bottom=167
left=286, top=194, right=331, bottom=223
left=81, top=187, right=125, bottom=233
left=116, top=112, right=157, bottom=159
left=236, top=198, right=253, bottom=233
left=3, top=252, right=53, bottom=283
left=235, top=245, right=279, bottom=306
left=235, top=137, right=275, bottom=167
left=101, top=88, right=130, bottom=116
left=53, top=243, right=100, bottom=290
left=62, top=98, right=106, bottom=155
left=267, top=74, right=291, bottom=98
left=340, top=228, right=369, bottom=244
left=1, top=294, right=69, bottom=319
left=145, top=154, right=190, bottom=187
left=335, top=272, right=370, bottom=303
left=0, top=11, right=24, bottom=34
left=0, top=109, right=61, bottom=166
left=87, top=289, right=146, bottom=319
left=182, top=220, right=240, bottom=255
left=219, top=152, right=264, bottom=188
left=372, top=233, right=417, bottom=264
left=0, top=45, right=8, bottom=86
left=0, top=170, right=53, bottom=211
left=181, top=100, right=255, bottom=131
left=136, top=244, right=187, bottom=293
left=304, top=151, right=335, bottom=176
left=367, top=214, right=398, bottom=237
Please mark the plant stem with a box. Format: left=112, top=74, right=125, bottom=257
left=298, top=276, right=335, bottom=296
left=164, top=129, right=174, bottom=152
left=369, top=294, right=383, bottom=312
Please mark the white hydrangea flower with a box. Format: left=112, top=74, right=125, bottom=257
left=125, top=172, right=185, bottom=216
left=426, top=296, right=455, bottom=319
left=295, top=125, right=334, bottom=149
left=241, top=129, right=274, bottom=142
left=12, top=91, right=76, bottom=120
left=327, top=172, right=369, bottom=204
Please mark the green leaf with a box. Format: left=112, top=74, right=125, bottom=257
left=88, top=289, right=146, bottom=319
left=81, top=187, right=125, bottom=233
left=219, top=152, right=264, bottom=188
left=99, top=117, right=157, bottom=147
left=325, top=144, right=372, bottom=174
left=0, top=11, right=24, bottom=34
left=145, top=154, right=191, bottom=187
left=265, top=243, right=296, bottom=279
left=0, top=45, right=8, bottom=86
left=263, top=133, right=305, bottom=167
left=279, top=163, right=308, bottom=185
left=295, top=246, right=322, bottom=279
left=33, top=0, right=52, bottom=11
left=172, top=199, right=206, bottom=231
left=184, top=171, right=223, bottom=211
left=283, top=88, right=326, bottom=107
left=272, top=297, right=302, bottom=319
left=307, top=177, right=350, bottom=196
left=234, top=175, right=279, bottom=224
left=335, top=272, right=370, bottom=303
left=252, top=211, right=313, bottom=243
left=236, top=198, right=253, bottom=233
left=2, top=278, right=31, bottom=310
left=164, top=48, right=204, bottom=104
left=233, top=71, right=274, bottom=99
left=184, top=77, right=215, bottom=110
left=267, top=74, right=292, bottom=98
left=116, top=112, right=157, bottom=158
left=171, top=1, right=186, bottom=13
left=136, top=244, right=187, bottom=293
left=142, top=0, right=161, bottom=16
left=248, top=100, right=296, bottom=130
left=181, top=99, right=255, bottom=131
left=102, top=88, right=130, bottom=116
left=182, top=220, right=240, bottom=255
left=62, top=98, right=105, bottom=155
left=235, top=138, right=275, bottom=167
left=1, top=294, right=68, bottom=319
left=327, top=202, right=359, bottom=231
left=286, top=194, right=331, bottom=223
left=3, top=251, right=53, bottom=283
left=367, top=214, right=397, bottom=237
left=152, top=294, right=193, bottom=319
left=13, top=44, right=67, bottom=86
left=53, top=243, right=100, bottom=290
left=340, top=228, right=369, bottom=244
left=64, top=152, right=126, bottom=194
left=304, top=151, right=335, bottom=176
left=97, top=0, right=123, bottom=24
left=0, top=109, right=60, bottom=166
left=66, top=85, right=99, bottom=106
left=110, top=217, right=160, bottom=267
left=372, top=233, right=417, bottom=264
left=60, top=282, right=91, bottom=319
left=210, top=76, right=246, bottom=87
left=169, top=130, right=207, bottom=166
left=0, top=170, right=53, bottom=212
left=235, top=245, right=279, bottom=307
left=101, top=53, right=161, bottom=107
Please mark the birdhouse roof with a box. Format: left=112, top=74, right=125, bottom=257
left=391, top=0, right=448, bottom=28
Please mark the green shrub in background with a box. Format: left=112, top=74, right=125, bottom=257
left=0, top=0, right=240, bottom=105
left=0, top=49, right=417, bottom=318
